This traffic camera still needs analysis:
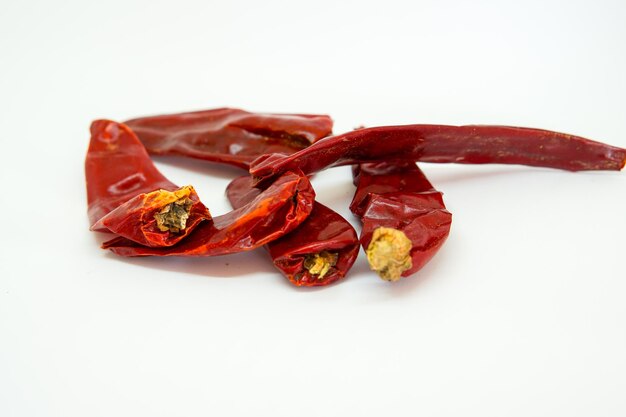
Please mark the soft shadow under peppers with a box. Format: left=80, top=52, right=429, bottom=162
left=227, top=176, right=359, bottom=287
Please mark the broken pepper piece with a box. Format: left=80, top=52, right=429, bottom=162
left=125, top=108, right=333, bottom=170
left=226, top=175, right=359, bottom=287
left=102, top=170, right=316, bottom=257
left=351, top=162, right=452, bottom=281
left=86, top=120, right=211, bottom=247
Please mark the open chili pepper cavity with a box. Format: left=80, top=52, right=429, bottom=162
left=101, top=170, right=315, bottom=257
left=351, top=162, right=452, bottom=282
left=227, top=176, right=359, bottom=287
left=124, top=108, right=334, bottom=169
left=249, top=124, right=626, bottom=185
left=86, top=120, right=211, bottom=247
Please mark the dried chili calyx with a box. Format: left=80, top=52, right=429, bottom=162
left=351, top=162, right=452, bottom=281
left=86, top=120, right=211, bottom=247
left=124, top=108, right=334, bottom=170
left=155, top=197, right=193, bottom=232
left=226, top=176, right=359, bottom=287
left=250, top=124, right=626, bottom=186
left=365, top=227, right=413, bottom=281
left=303, top=251, right=339, bottom=279
left=102, top=170, right=315, bottom=257
left=92, top=185, right=210, bottom=247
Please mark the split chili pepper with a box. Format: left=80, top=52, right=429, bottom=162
left=226, top=176, right=360, bottom=287
left=102, top=170, right=315, bottom=257
left=350, top=162, right=452, bottom=282
left=124, top=108, right=334, bottom=170
left=86, top=120, right=211, bottom=247
left=249, top=124, right=626, bottom=185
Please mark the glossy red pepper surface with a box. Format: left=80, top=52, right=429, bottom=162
left=227, top=176, right=359, bottom=286
left=250, top=124, right=626, bottom=185
left=125, top=108, right=333, bottom=169
left=351, top=162, right=452, bottom=281
left=86, top=120, right=211, bottom=247
left=102, top=170, right=315, bottom=257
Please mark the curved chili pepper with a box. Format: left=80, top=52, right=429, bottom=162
left=124, top=108, right=333, bottom=169
left=351, top=162, right=452, bottom=281
left=102, top=170, right=315, bottom=257
left=249, top=125, right=626, bottom=185
left=226, top=176, right=359, bottom=287
left=86, top=120, right=211, bottom=247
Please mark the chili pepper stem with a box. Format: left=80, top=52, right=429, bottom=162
left=303, top=251, right=339, bottom=279
left=366, top=227, right=413, bottom=282
left=155, top=197, right=193, bottom=233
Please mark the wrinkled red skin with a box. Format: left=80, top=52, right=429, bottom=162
left=250, top=124, right=626, bottom=185
left=86, top=120, right=211, bottom=246
left=125, top=108, right=334, bottom=170
left=86, top=120, right=176, bottom=224
left=91, top=187, right=209, bottom=247
left=103, top=171, right=315, bottom=257
left=227, top=176, right=359, bottom=287
left=351, top=162, right=452, bottom=277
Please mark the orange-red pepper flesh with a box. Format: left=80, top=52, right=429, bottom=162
left=102, top=170, right=315, bottom=257
left=86, top=120, right=211, bottom=247
left=250, top=124, right=626, bottom=186
left=351, top=162, right=452, bottom=281
left=125, top=108, right=333, bottom=170
left=227, top=175, right=359, bottom=287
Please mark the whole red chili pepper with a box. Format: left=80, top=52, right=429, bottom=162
left=86, top=120, right=211, bottom=247
left=350, top=162, right=452, bottom=281
left=249, top=125, right=626, bottom=185
left=226, top=176, right=360, bottom=286
left=102, top=170, right=315, bottom=257
left=124, top=108, right=334, bottom=169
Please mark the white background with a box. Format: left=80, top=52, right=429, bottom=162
left=1, top=0, right=625, bottom=416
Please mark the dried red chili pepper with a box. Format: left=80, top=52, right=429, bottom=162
left=124, top=108, right=333, bottom=169
left=102, top=170, right=315, bottom=257
left=226, top=176, right=359, bottom=286
left=350, top=162, right=452, bottom=281
left=86, top=120, right=211, bottom=247
left=250, top=124, right=626, bottom=185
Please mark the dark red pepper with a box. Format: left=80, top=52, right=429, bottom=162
left=86, top=120, right=211, bottom=247
left=250, top=124, right=626, bottom=185
left=227, top=176, right=359, bottom=286
left=351, top=162, right=452, bottom=281
left=102, top=170, right=315, bottom=257
left=125, top=108, right=333, bottom=169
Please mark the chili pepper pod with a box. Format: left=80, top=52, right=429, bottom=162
left=86, top=120, right=211, bottom=246
left=91, top=185, right=211, bottom=247
left=351, top=162, right=452, bottom=282
left=227, top=176, right=359, bottom=287
left=102, top=170, right=316, bottom=257
left=249, top=124, right=626, bottom=185
left=124, top=108, right=334, bottom=169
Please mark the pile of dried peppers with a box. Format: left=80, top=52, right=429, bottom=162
left=86, top=108, right=626, bottom=286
